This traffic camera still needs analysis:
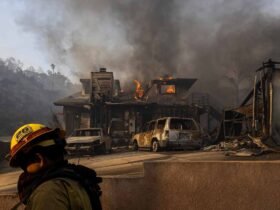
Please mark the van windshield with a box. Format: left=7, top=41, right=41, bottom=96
left=169, top=119, right=197, bottom=130
left=75, top=129, right=101, bottom=136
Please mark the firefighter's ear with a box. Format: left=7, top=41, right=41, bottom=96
left=26, top=153, right=44, bottom=174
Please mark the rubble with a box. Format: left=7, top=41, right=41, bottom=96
left=224, top=148, right=264, bottom=157
left=211, top=60, right=280, bottom=157
left=203, top=135, right=274, bottom=157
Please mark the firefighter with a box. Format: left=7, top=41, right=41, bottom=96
left=9, top=123, right=102, bottom=210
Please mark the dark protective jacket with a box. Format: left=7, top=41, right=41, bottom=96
left=25, top=178, right=92, bottom=210
left=16, top=161, right=102, bottom=210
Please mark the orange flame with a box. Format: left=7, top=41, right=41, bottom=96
left=133, top=80, right=144, bottom=99
left=166, top=85, right=176, bottom=94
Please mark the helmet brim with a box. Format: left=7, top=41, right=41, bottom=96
left=9, top=128, right=63, bottom=167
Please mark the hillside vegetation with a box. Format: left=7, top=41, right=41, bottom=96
left=0, top=57, right=79, bottom=135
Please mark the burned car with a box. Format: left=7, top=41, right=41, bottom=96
left=131, top=117, right=204, bottom=152
left=108, top=118, right=130, bottom=147
left=66, top=128, right=112, bottom=155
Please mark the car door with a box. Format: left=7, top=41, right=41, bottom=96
left=156, top=119, right=166, bottom=140
left=144, top=121, right=156, bottom=147
left=139, top=123, right=149, bottom=147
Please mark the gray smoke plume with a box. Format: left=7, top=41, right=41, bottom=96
left=14, top=0, right=280, bottom=106
left=114, top=0, right=181, bottom=79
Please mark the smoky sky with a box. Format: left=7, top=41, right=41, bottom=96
left=15, top=0, right=280, bottom=105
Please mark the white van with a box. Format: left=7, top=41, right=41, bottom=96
left=131, top=117, right=203, bottom=152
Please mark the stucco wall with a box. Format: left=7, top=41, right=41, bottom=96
left=1, top=161, right=280, bottom=210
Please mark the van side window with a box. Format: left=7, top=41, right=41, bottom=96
left=170, top=119, right=197, bottom=130
left=186, top=120, right=197, bottom=130
left=157, top=119, right=166, bottom=129
left=149, top=121, right=156, bottom=131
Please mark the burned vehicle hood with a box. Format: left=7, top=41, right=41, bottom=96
left=66, top=136, right=101, bottom=144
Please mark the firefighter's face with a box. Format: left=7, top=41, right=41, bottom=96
left=19, top=153, right=44, bottom=174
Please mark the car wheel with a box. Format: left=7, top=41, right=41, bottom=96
left=152, top=140, right=160, bottom=152
left=132, top=140, right=138, bottom=151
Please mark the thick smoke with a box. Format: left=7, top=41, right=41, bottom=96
left=15, top=0, right=280, bottom=106
left=114, top=0, right=181, bottom=79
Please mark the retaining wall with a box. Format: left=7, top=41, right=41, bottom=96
left=1, top=161, right=280, bottom=210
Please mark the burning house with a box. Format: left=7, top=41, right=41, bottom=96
left=54, top=68, right=221, bottom=143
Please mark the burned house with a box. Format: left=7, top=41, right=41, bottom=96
left=217, top=60, right=280, bottom=149
left=54, top=69, right=221, bottom=140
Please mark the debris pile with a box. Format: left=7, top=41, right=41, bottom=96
left=203, top=135, right=273, bottom=157
left=207, top=60, right=280, bottom=157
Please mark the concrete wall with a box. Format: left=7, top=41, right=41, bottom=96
left=0, top=194, right=24, bottom=210
left=1, top=161, right=280, bottom=210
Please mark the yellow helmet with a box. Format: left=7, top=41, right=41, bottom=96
left=9, top=123, right=65, bottom=167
